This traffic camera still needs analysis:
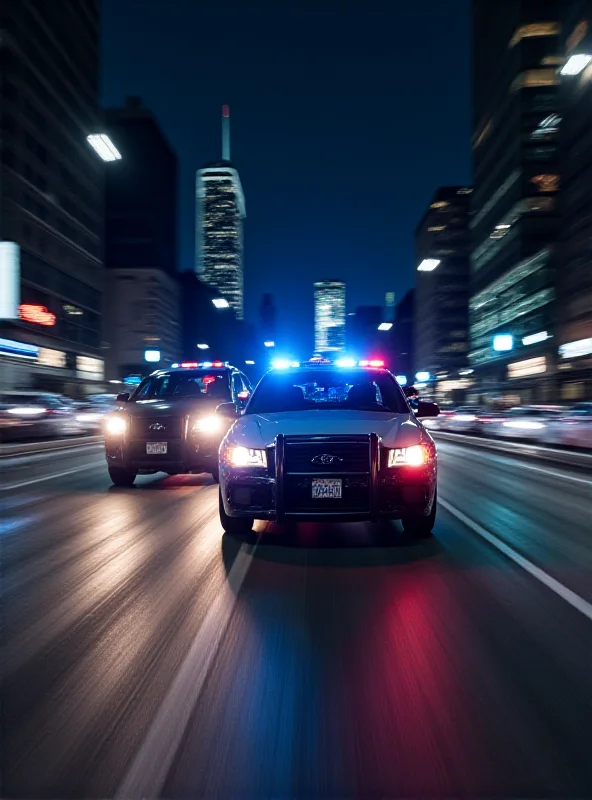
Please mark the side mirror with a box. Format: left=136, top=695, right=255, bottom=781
left=216, top=402, right=239, bottom=419
left=417, top=401, right=440, bottom=418
left=116, top=392, right=130, bottom=403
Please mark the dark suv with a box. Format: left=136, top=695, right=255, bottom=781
left=104, top=363, right=252, bottom=486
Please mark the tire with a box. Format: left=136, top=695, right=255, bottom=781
left=219, top=489, right=253, bottom=535
left=108, top=466, right=137, bottom=487
left=211, top=466, right=220, bottom=483
left=401, top=490, right=437, bottom=538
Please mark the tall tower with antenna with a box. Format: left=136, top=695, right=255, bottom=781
left=195, top=105, right=246, bottom=318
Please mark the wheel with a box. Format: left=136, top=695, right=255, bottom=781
left=401, top=490, right=437, bottom=538
left=219, top=489, right=253, bottom=535
left=108, top=466, right=137, bottom=487
left=210, top=466, right=220, bottom=483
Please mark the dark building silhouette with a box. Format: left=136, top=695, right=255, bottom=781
left=104, top=97, right=177, bottom=275
left=415, top=186, right=472, bottom=381
left=348, top=306, right=384, bottom=359
left=471, top=0, right=561, bottom=403
left=103, top=98, right=180, bottom=379
left=259, top=293, right=277, bottom=344
left=557, top=1, right=592, bottom=400
left=395, top=290, right=415, bottom=380
left=0, top=0, right=105, bottom=394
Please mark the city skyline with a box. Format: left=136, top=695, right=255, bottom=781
left=101, top=0, right=471, bottom=345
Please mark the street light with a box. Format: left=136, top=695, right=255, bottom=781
left=377, top=322, right=393, bottom=331
left=86, top=134, right=121, bottom=161
left=561, top=54, right=592, bottom=76
left=197, top=343, right=209, bottom=350
left=212, top=298, right=230, bottom=309
left=417, top=258, right=440, bottom=272
left=245, top=360, right=255, bottom=365
left=264, top=341, right=275, bottom=348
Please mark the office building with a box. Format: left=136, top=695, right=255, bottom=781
left=471, top=0, right=561, bottom=403
left=0, top=0, right=105, bottom=394
left=314, top=280, right=346, bottom=353
left=103, top=98, right=180, bottom=380
left=196, top=106, right=246, bottom=319
left=414, top=187, right=472, bottom=385
left=557, top=2, right=592, bottom=399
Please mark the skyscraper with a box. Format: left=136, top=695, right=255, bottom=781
left=557, top=2, right=592, bottom=399
left=314, top=280, right=346, bottom=353
left=471, top=0, right=561, bottom=403
left=0, top=0, right=105, bottom=393
left=195, top=106, right=246, bottom=319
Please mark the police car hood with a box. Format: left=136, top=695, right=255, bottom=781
left=231, top=409, right=425, bottom=449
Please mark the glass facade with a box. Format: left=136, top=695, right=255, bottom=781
left=196, top=165, right=246, bottom=319
left=471, top=0, right=560, bottom=398
left=314, top=281, right=346, bottom=353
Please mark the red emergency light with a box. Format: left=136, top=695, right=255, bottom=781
left=180, top=361, right=198, bottom=368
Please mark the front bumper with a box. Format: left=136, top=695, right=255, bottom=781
left=105, top=432, right=222, bottom=473
left=220, top=433, right=437, bottom=522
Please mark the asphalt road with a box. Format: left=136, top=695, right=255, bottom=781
left=1, top=438, right=592, bottom=799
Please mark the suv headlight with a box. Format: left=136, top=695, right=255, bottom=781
left=192, top=415, right=223, bottom=434
left=388, top=444, right=433, bottom=467
left=224, top=445, right=267, bottom=468
left=105, top=416, right=126, bottom=435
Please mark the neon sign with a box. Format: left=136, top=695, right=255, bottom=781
left=19, top=304, right=56, bottom=326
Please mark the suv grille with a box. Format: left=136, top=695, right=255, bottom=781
left=131, top=416, right=185, bottom=440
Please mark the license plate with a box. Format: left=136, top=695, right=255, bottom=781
left=146, top=442, right=167, bottom=454
left=311, top=478, right=342, bottom=499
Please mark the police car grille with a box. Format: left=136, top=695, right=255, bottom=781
left=283, top=436, right=371, bottom=474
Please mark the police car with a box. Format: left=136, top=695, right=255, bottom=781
left=218, top=359, right=439, bottom=537
left=104, top=361, right=252, bottom=486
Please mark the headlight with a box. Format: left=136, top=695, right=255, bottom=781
left=388, top=444, right=430, bottom=467
left=105, top=416, right=126, bottom=435
left=226, top=446, right=267, bottom=468
left=192, top=415, right=223, bottom=434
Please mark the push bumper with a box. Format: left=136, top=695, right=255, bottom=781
left=220, top=434, right=436, bottom=522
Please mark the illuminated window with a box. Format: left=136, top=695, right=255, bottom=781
left=512, top=69, right=559, bottom=90
left=512, top=69, right=559, bottom=91
left=540, top=56, right=563, bottom=66
left=428, top=225, right=446, bottom=232
left=430, top=201, right=449, bottom=210
left=509, top=22, right=560, bottom=47
left=530, top=174, right=559, bottom=192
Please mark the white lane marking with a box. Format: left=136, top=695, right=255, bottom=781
left=115, top=540, right=256, bottom=799
left=0, top=461, right=106, bottom=491
left=438, top=440, right=592, bottom=487
left=439, top=497, right=592, bottom=623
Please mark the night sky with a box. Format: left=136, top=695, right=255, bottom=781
left=101, top=0, right=471, bottom=350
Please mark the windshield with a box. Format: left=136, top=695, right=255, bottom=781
left=246, top=369, right=409, bottom=414
left=130, top=370, right=232, bottom=401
